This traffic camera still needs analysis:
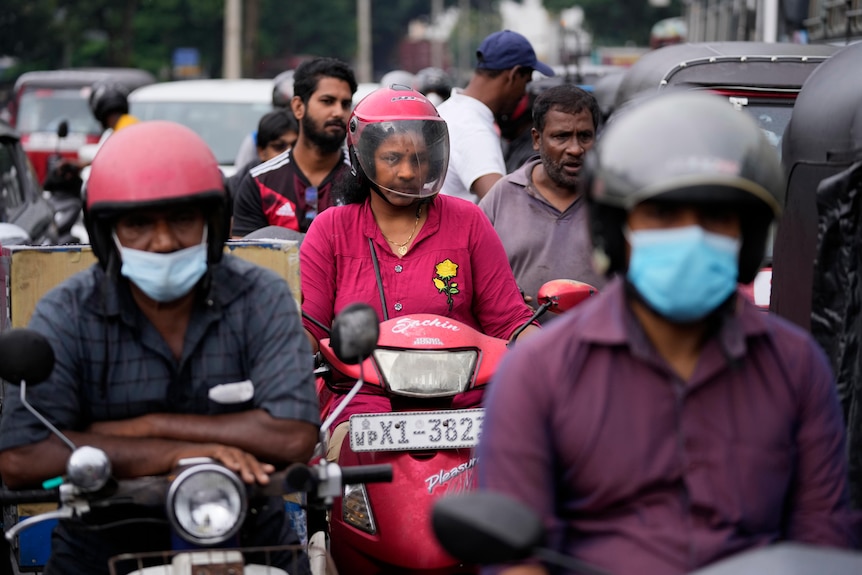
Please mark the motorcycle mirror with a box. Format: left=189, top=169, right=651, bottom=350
left=0, top=328, right=55, bottom=386
left=330, top=303, right=379, bottom=365
left=56, top=120, right=69, bottom=140
left=432, top=492, right=542, bottom=565
left=0, top=329, right=79, bottom=453
left=537, top=279, right=598, bottom=314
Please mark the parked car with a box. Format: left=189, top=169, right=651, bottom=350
left=610, top=41, right=840, bottom=308
left=8, top=68, right=155, bottom=183
left=128, top=79, right=273, bottom=177
left=0, top=120, right=56, bottom=245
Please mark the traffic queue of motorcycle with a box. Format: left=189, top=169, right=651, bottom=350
left=0, top=279, right=593, bottom=575
left=1, top=36, right=862, bottom=575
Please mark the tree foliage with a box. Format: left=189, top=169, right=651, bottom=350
left=544, top=0, right=681, bottom=46
left=2, top=0, right=679, bottom=84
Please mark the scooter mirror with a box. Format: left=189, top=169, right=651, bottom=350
left=57, top=120, right=69, bottom=140
left=330, top=303, right=380, bottom=365
left=0, top=328, right=55, bottom=386
left=537, top=279, right=598, bottom=314
left=432, top=492, right=542, bottom=565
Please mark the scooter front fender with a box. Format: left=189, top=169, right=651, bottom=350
left=331, top=447, right=477, bottom=572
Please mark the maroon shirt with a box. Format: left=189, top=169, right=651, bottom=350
left=479, top=277, right=857, bottom=575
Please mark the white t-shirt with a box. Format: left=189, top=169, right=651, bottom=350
left=437, top=89, right=505, bottom=202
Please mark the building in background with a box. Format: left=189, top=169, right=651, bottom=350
left=680, top=0, right=861, bottom=44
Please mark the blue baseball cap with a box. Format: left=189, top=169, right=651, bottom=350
left=476, top=30, right=555, bottom=77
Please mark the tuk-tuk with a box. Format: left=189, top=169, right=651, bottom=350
left=9, top=68, right=155, bottom=183
left=613, top=41, right=838, bottom=141
left=611, top=41, right=839, bottom=307
left=770, top=41, right=862, bottom=509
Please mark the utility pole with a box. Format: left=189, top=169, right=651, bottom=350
left=242, top=0, right=260, bottom=77
left=357, top=0, right=373, bottom=82
left=223, top=0, right=242, bottom=79
left=458, top=0, right=470, bottom=85
left=431, top=0, right=444, bottom=69
left=762, top=0, right=779, bottom=41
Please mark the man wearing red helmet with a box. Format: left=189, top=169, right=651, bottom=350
left=0, top=121, right=319, bottom=575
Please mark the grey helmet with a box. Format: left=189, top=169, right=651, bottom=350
left=415, top=67, right=453, bottom=102
left=583, top=91, right=784, bottom=284
left=272, top=70, right=295, bottom=108
left=379, top=70, right=416, bottom=91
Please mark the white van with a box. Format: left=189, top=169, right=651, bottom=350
left=129, top=79, right=273, bottom=177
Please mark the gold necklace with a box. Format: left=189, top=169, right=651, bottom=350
left=382, top=207, right=422, bottom=256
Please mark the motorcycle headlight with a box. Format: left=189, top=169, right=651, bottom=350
left=166, top=463, right=247, bottom=546
left=373, top=349, right=477, bottom=397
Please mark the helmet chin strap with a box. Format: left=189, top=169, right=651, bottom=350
left=371, top=184, right=431, bottom=212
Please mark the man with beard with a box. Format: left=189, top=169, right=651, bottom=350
left=232, top=58, right=357, bottom=235
left=480, top=84, right=606, bottom=320
left=438, top=30, right=553, bottom=202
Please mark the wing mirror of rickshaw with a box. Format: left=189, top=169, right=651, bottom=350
left=0, top=328, right=111, bottom=492
left=537, top=279, right=599, bottom=314
left=329, top=302, right=380, bottom=365
left=56, top=120, right=69, bottom=140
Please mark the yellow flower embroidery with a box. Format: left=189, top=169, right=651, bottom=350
left=435, top=259, right=458, bottom=279
left=433, top=259, right=460, bottom=311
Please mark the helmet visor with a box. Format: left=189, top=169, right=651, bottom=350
left=354, top=119, right=449, bottom=199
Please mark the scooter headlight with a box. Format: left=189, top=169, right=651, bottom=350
left=166, top=462, right=248, bottom=545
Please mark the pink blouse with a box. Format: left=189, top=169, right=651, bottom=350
left=301, top=194, right=535, bottom=342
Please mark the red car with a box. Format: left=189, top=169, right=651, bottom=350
left=8, top=68, right=154, bottom=183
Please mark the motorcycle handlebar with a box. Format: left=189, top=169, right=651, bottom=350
left=280, top=462, right=393, bottom=495
left=0, top=487, right=60, bottom=505
left=0, top=462, right=394, bottom=510
left=341, top=464, right=393, bottom=484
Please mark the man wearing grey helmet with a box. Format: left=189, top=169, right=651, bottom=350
left=477, top=91, right=857, bottom=575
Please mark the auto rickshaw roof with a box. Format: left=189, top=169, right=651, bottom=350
left=13, top=68, right=155, bottom=92
left=782, top=41, right=862, bottom=166
left=615, top=42, right=839, bottom=109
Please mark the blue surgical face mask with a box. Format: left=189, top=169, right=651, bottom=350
left=626, top=225, right=741, bottom=322
left=113, top=229, right=208, bottom=303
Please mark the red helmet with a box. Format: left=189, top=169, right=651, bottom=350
left=347, top=85, right=449, bottom=199
left=85, top=121, right=229, bottom=270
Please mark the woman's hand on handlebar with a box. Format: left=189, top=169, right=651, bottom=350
left=172, top=444, right=275, bottom=485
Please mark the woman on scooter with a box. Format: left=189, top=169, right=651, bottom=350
left=300, top=85, right=538, bottom=456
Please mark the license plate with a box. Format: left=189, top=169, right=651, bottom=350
left=349, top=409, right=484, bottom=452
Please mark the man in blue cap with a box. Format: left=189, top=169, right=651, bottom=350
left=438, top=29, right=554, bottom=202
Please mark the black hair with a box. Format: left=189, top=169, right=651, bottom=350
left=533, top=84, right=600, bottom=134
left=293, top=57, right=358, bottom=104
left=256, top=109, right=298, bottom=149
